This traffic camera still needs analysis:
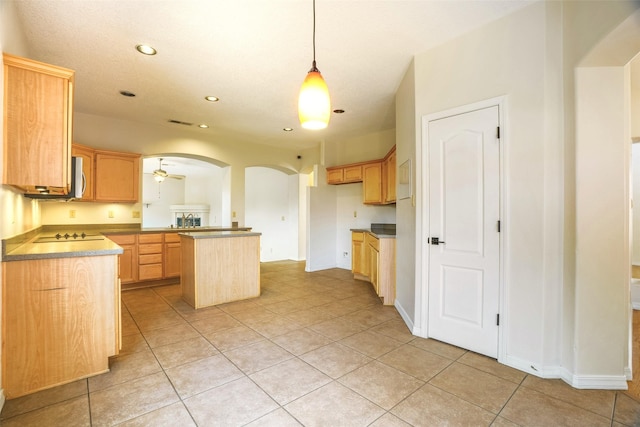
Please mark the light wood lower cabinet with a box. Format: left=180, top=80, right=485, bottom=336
left=108, top=232, right=183, bottom=286
left=138, top=233, right=163, bottom=281
left=352, top=231, right=396, bottom=305
left=164, top=233, right=181, bottom=278
left=2, top=255, right=119, bottom=398
left=109, top=234, right=138, bottom=284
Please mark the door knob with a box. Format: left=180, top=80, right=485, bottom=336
left=429, top=237, right=445, bottom=245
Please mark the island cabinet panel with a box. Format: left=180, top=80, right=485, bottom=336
left=3, top=53, right=74, bottom=193
left=181, top=234, right=260, bottom=308
left=2, top=255, right=119, bottom=398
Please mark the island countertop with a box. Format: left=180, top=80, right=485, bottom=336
left=179, top=230, right=262, bottom=239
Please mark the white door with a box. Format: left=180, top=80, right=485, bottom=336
left=427, top=106, right=500, bottom=358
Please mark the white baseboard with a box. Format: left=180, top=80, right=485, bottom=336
left=394, top=300, right=419, bottom=336
left=503, top=355, right=628, bottom=390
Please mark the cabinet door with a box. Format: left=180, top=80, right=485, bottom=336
left=363, top=161, right=383, bottom=204
left=344, top=165, right=363, bottom=183
left=71, top=144, right=95, bottom=201
left=326, top=167, right=344, bottom=184
left=94, top=151, right=140, bottom=202
left=108, top=234, right=138, bottom=284
left=352, top=232, right=365, bottom=275
left=3, top=54, right=74, bottom=191
left=164, top=242, right=182, bottom=278
left=384, top=149, right=396, bottom=203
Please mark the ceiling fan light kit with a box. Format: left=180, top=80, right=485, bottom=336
left=152, top=158, right=183, bottom=182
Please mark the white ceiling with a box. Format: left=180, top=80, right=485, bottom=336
left=12, top=0, right=536, bottom=151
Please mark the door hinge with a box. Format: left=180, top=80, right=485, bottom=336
left=497, top=220, right=501, bottom=232
left=497, top=126, right=500, bottom=139
left=497, top=314, right=500, bottom=326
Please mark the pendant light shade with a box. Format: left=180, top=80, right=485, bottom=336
left=299, top=65, right=331, bottom=130
left=298, top=0, right=330, bottom=130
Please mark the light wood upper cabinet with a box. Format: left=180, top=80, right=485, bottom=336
left=327, top=164, right=364, bottom=184
left=363, top=161, right=383, bottom=204
left=94, top=150, right=140, bottom=202
left=71, top=143, right=95, bottom=201
left=2, top=53, right=74, bottom=193
left=326, top=145, right=396, bottom=205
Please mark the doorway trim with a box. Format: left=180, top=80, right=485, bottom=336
left=416, top=95, right=508, bottom=362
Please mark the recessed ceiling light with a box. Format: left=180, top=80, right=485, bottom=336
left=136, top=44, right=157, bottom=55
left=198, top=124, right=209, bottom=129
left=119, top=90, right=136, bottom=97
left=205, top=96, right=219, bottom=102
left=283, top=127, right=294, bottom=132
left=333, top=109, right=345, bottom=114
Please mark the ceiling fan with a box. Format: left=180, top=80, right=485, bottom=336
left=153, top=158, right=184, bottom=182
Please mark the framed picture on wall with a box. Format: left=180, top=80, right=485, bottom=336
left=398, top=159, right=412, bottom=200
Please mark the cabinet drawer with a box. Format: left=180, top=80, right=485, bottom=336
left=139, top=253, right=162, bottom=265
left=164, top=233, right=181, bottom=243
left=108, top=234, right=136, bottom=245
left=139, top=233, right=163, bottom=244
left=138, top=243, right=162, bottom=255
left=352, top=231, right=365, bottom=242
left=139, top=264, right=163, bottom=280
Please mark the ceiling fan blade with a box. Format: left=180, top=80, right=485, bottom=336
left=167, top=174, right=184, bottom=180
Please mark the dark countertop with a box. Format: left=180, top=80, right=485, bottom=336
left=351, top=223, right=396, bottom=239
left=1, top=224, right=253, bottom=261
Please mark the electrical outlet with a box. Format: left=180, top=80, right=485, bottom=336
left=69, top=209, right=76, bottom=218
left=132, top=211, right=140, bottom=218
left=281, top=216, right=285, bottom=221
left=353, top=210, right=357, bottom=218
left=108, top=210, right=114, bottom=218
left=232, top=211, right=236, bottom=218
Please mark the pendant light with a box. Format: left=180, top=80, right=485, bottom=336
left=298, top=0, right=331, bottom=130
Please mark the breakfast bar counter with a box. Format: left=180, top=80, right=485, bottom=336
left=180, top=231, right=261, bottom=308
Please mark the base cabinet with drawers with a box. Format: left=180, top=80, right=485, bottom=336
left=108, top=232, right=181, bottom=287
left=351, top=231, right=396, bottom=305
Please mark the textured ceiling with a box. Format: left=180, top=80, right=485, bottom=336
left=12, top=0, right=536, bottom=151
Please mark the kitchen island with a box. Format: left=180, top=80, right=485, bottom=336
left=180, top=230, right=261, bottom=308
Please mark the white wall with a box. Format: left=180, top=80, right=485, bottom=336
left=306, top=167, right=337, bottom=271
left=334, top=183, right=396, bottom=270
left=142, top=174, right=185, bottom=228
left=409, top=1, right=554, bottom=373
left=633, top=143, right=640, bottom=265
left=245, top=167, right=300, bottom=262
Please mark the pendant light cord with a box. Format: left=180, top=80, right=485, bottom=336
left=310, top=0, right=318, bottom=72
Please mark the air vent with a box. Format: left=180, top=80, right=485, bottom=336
left=168, top=119, right=193, bottom=126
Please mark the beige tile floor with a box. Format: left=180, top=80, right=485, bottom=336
left=3, top=260, right=640, bottom=426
